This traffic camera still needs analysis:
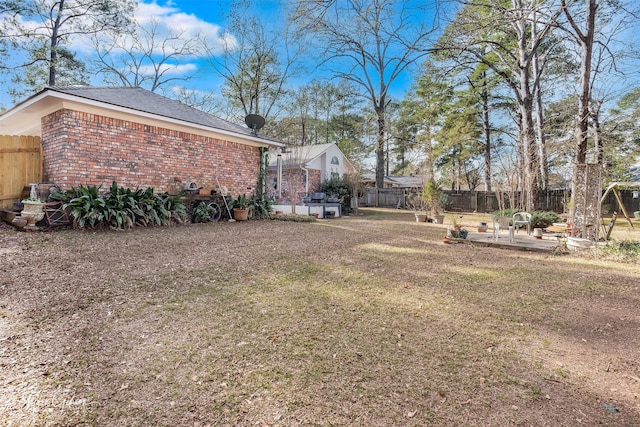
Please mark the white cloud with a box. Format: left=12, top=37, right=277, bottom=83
left=138, top=63, right=198, bottom=76
left=133, top=1, right=234, bottom=53
left=64, top=0, right=234, bottom=56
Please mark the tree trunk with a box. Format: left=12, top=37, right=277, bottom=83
left=566, top=0, right=597, bottom=228
left=517, top=16, right=538, bottom=211
left=422, top=120, right=435, bottom=183
left=480, top=83, right=492, bottom=192
left=49, top=0, right=66, bottom=86
left=575, top=0, right=596, bottom=164
left=591, top=100, right=603, bottom=164
left=516, top=112, right=525, bottom=197
left=375, top=107, right=386, bottom=189
left=532, top=18, right=548, bottom=190
left=534, top=84, right=548, bottom=190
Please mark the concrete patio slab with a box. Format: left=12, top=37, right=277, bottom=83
left=453, top=230, right=563, bottom=253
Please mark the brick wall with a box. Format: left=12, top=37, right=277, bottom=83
left=41, top=109, right=260, bottom=196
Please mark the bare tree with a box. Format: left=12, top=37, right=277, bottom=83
left=0, top=0, right=134, bottom=99
left=437, top=0, right=562, bottom=209
left=91, top=18, right=202, bottom=93
left=561, top=0, right=597, bottom=165
left=201, top=3, right=301, bottom=124
left=559, top=0, right=638, bottom=164
left=292, top=0, right=441, bottom=189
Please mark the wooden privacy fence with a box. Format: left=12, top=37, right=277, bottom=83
left=360, top=187, right=570, bottom=213
left=0, top=135, right=42, bottom=209
left=359, top=187, right=640, bottom=215
left=445, top=190, right=569, bottom=213
left=361, top=188, right=406, bottom=207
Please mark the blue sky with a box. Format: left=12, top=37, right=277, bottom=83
left=0, top=1, right=286, bottom=107
left=123, top=0, right=419, bottom=101
left=0, top=0, right=419, bottom=109
left=3, top=0, right=638, bottom=113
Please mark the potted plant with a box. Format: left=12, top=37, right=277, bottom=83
left=232, top=194, right=250, bottom=221
left=406, top=192, right=427, bottom=222
left=447, top=226, right=468, bottom=239
left=449, top=216, right=462, bottom=231
left=422, top=180, right=444, bottom=223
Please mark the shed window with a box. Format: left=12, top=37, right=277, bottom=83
left=331, top=156, right=340, bottom=165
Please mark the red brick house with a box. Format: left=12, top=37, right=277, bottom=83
left=0, top=86, right=282, bottom=197
left=267, top=143, right=356, bottom=203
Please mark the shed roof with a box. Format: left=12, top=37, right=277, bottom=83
left=362, top=174, right=422, bottom=187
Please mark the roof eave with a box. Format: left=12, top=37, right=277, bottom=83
left=1, top=88, right=283, bottom=147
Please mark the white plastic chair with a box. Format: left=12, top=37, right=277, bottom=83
left=512, top=212, right=532, bottom=235
left=493, top=216, right=513, bottom=242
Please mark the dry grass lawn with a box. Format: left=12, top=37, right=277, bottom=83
left=1, top=208, right=639, bottom=426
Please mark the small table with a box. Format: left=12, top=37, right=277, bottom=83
left=546, top=225, right=568, bottom=240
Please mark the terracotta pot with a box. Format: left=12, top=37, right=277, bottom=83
left=233, top=208, right=249, bottom=221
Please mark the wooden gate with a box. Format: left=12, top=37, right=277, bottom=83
left=0, top=135, right=42, bottom=209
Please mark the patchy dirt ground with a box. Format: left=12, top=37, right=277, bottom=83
left=1, top=209, right=639, bottom=426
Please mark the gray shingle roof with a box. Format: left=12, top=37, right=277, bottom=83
left=362, top=174, right=424, bottom=187
left=49, top=86, right=280, bottom=143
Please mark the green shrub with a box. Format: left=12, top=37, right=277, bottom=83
left=55, top=186, right=88, bottom=203
left=422, top=180, right=443, bottom=215
left=160, top=192, right=187, bottom=224
left=193, top=201, right=216, bottom=223
left=135, top=187, right=173, bottom=226
left=231, top=194, right=249, bottom=209
left=104, top=182, right=141, bottom=229
left=64, top=182, right=185, bottom=229
left=65, top=184, right=107, bottom=228
left=250, top=193, right=274, bottom=219
left=270, top=213, right=316, bottom=222
left=319, top=176, right=352, bottom=214
left=600, top=240, right=640, bottom=262
left=530, top=211, right=561, bottom=229
left=492, top=209, right=561, bottom=229
left=493, top=208, right=519, bottom=219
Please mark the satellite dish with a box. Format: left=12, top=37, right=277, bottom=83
left=245, top=114, right=265, bottom=135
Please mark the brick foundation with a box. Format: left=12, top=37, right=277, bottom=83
left=41, top=109, right=260, bottom=196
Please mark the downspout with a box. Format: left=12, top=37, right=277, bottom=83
left=276, top=154, right=282, bottom=198
left=301, top=166, right=309, bottom=194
